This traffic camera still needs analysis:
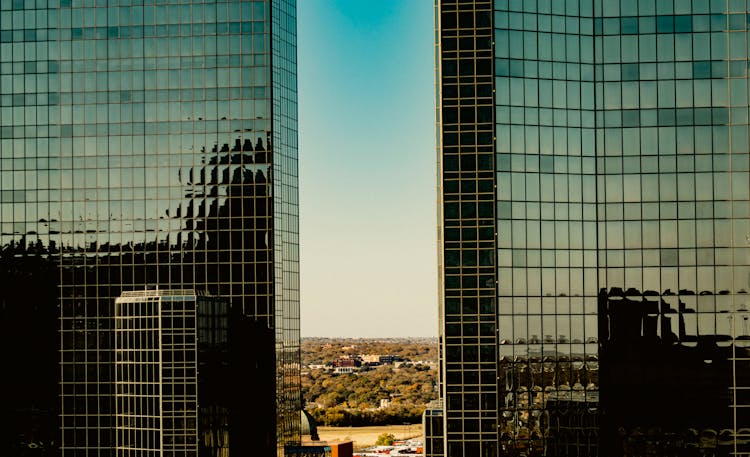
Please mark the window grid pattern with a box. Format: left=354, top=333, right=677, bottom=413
left=0, top=1, right=299, bottom=455
left=494, top=1, right=599, bottom=454
left=439, top=1, right=500, bottom=457
left=438, top=0, right=750, bottom=455
left=592, top=0, right=750, bottom=455
left=271, top=0, right=301, bottom=451
left=114, top=292, right=200, bottom=457
left=114, top=295, right=163, bottom=457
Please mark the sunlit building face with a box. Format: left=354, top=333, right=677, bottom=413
left=436, top=0, right=750, bottom=455
left=0, top=1, right=299, bottom=456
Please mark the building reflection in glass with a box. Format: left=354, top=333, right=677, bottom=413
left=436, top=0, right=750, bottom=456
left=0, top=1, right=300, bottom=456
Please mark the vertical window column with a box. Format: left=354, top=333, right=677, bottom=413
left=439, top=1, right=498, bottom=456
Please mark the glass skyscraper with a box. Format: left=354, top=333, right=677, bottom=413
left=436, top=0, right=750, bottom=456
left=0, top=1, right=299, bottom=456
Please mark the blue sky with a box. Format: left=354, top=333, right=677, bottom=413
left=297, top=1, right=437, bottom=337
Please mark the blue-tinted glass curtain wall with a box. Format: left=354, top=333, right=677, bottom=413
left=437, top=0, right=750, bottom=455
left=0, top=1, right=300, bottom=456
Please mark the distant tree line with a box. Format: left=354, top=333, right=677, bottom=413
left=302, top=338, right=438, bottom=366
left=301, top=339, right=439, bottom=427
left=308, top=404, right=425, bottom=427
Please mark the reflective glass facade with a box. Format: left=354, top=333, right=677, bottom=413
left=0, top=1, right=299, bottom=456
left=437, top=0, right=750, bottom=455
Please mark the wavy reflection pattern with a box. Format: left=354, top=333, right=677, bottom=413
left=0, top=1, right=299, bottom=456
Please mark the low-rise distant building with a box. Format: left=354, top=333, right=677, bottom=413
left=378, top=355, right=402, bottom=365
left=423, top=400, right=444, bottom=457
left=358, top=355, right=405, bottom=366
left=361, top=355, right=380, bottom=364
left=332, top=356, right=362, bottom=369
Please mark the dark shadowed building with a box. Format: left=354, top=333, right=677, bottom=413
left=114, top=289, right=276, bottom=456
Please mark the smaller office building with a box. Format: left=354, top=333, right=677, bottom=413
left=114, top=289, right=275, bottom=456
left=423, top=402, right=444, bottom=457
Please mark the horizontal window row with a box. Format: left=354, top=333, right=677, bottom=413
left=444, top=201, right=495, bottom=220
left=2, top=79, right=269, bottom=102
left=496, top=265, right=750, bottom=296
left=596, top=14, right=749, bottom=35
left=497, top=201, right=750, bottom=221
left=444, top=194, right=495, bottom=204
left=495, top=106, right=749, bottom=135
left=0, top=55, right=266, bottom=77
left=495, top=11, right=594, bottom=34
left=444, top=228, right=497, bottom=244
left=0, top=38, right=267, bottom=64
left=497, top=218, right=750, bottom=248
left=595, top=107, right=747, bottom=129
left=496, top=0, right=593, bottom=16
left=497, top=315, right=596, bottom=336
left=497, top=78, right=743, bottom=111
left=3, top=0, right=267, bottom=16
left=0, top=181, right=272, bottom=196
left=444, top=325, right=497, bottom=340
left=35, top=251, right=275, bottom=262
left=496, top=30, right=749, bottom=64
left=444, top=273, right=496, bottom=289
left=497, top=124, right=749, bottom=156
left=443, top=178, right=494, bottom=194
left=496, top=59, right=750, bottom=82
left=496, top=293, right=750, bottom=313
left=497, top=171, right=750, bottom=202
left=0, top=154, right=278, bottom=170
left=498, top=154, right=595, bottom=174
left=440, top=56, right=492, bottom=77
left=497, top=0, right=739, bottom=16
left=445, top=249, right=495, bottom=268
left=497, top=295, right=597, bottom=312
left=495, top=12, right=749, bottom=35
left=440, top=9, right=492, bottom=30
left=442, top=131, right=494, bottom=148
left=502, top=313, right=750, bottom=338
left=0, top=88, right=270, bottom=107
left=0, top=120, right=268, bottom=138
left=2, top=89, right=269, bottom=110
left=0, top=22, right=266, bottom=45
left=596, top=32, right=749, bottom=64
left=498, top=247, right=750, bottom=268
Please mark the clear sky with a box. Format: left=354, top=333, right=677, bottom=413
left=297, top=1, right=437, bottom=337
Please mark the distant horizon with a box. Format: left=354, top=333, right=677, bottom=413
left=301, top=335, right=439, bottom=340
